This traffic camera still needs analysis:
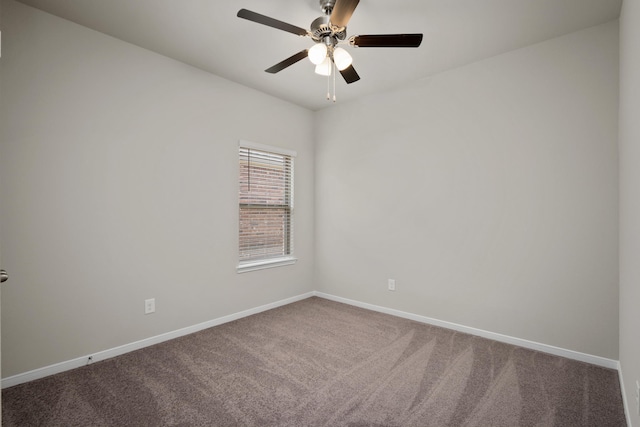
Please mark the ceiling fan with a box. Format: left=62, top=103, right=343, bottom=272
left=237, top=0, right=423, bottom=90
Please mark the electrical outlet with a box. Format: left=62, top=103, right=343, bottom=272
left=388, top=279, right=396, bottom=291
left=144, top=298, right=156, bottom=314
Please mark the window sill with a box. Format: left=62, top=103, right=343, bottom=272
left=237, top=257, right=297, bottom=273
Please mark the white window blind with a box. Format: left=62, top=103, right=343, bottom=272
left=238, top=142, right=295, bottom=270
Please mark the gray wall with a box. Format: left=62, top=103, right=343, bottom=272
left=0, top=0, right=315, bottom=377
left=315, top=21, right=619, bottom=360
left=619, top=0, right=640, bottom=425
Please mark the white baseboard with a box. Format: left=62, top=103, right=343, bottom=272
left=618, top=363, right=634, bottom=427
left=1, top=292, right=314, bottom=389
left=313, top=291, right=620, bottom=370
left=2, top=290, right=620, bottom=389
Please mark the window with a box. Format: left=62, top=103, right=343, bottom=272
left=237, top=141, right=296, bottom=273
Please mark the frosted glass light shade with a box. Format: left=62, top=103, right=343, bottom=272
left=333, top=47, right=352, bottom=71
left=315, top=57, right=332, bottom=76
left=308, top=43, right=328, bottom=65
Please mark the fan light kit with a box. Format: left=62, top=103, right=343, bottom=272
left=237, top=0, right=423, bottom=102
left=308, top=43, right=328, bottom=65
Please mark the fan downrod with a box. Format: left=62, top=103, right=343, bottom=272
left=311, top=0, right=347, bottom=42
left=319, top=0, right=337, bottom=15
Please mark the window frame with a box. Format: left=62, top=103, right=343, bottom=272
left=236, top=140, right=297, bottom=273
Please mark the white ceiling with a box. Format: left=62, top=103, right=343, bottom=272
left=16, top=0, right=621, bottom=111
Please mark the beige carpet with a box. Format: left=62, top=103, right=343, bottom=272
left=2, top=297, right=627, bottom=426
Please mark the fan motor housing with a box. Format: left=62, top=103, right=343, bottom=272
left=310, top=16, right=331, bottom=39
left=310, top=15, right=346, bottom=42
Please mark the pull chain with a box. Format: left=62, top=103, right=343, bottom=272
left=326, top=67, right=330, bottom=101
left=325, top=60, right=337, bottom=102
left=332, top=61, right=337, bottom=102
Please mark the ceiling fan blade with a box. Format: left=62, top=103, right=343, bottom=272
left=265, top=50, right=309, bottom=74
left=237, top=9, right=308, bottom=36
left=350, top=34, right=423, bottom=48
left=330, top=0, right=360, bottom=28
left=339, top=64, right=360, bottom=84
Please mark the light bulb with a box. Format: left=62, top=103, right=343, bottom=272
left=333, top=47, right=353, bottom=71
left=308, top=43, right=328, bottom=65
left=315, top=57, right=332, bottom=76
